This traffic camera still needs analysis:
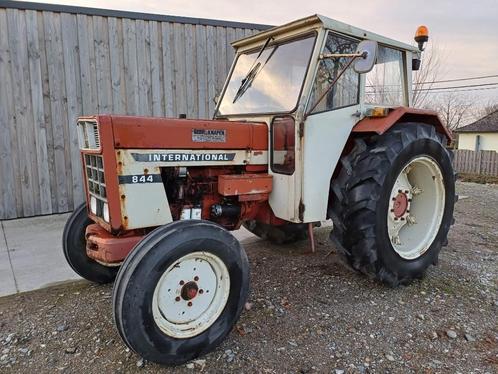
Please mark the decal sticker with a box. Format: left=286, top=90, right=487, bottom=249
left=119, top=174, right=162, bottom=184
left=192, top=129, right=226, bottom=142
left=131, top=152, right=236, bottom=162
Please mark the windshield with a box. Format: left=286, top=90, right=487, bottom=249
left=218, top=34, right=316, bottom=115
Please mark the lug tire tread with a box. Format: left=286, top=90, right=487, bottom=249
left=112, top=220, right=249, bottom=365
left=329, top=123, right=456, bottom=286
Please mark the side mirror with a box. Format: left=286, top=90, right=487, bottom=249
left=353, top=40, right=378, bottom=74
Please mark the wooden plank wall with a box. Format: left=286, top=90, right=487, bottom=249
left=0, top=6, right=263, bottom=219
left=453, top=149, right=498, bottom=176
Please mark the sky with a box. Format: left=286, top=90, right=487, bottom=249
left=24, top=0, right=498, bottom=110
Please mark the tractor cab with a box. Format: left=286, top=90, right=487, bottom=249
left=214, top=14, right=428, bottom=223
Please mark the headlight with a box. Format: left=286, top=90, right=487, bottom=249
left=103, top=203, right=109, bottom=222
left=90, top=196, right=97, bottom=214
left=77, top=120, right=100, bottom=150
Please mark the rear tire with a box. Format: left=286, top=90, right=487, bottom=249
left=62, top=203, right=118, bottom=284
left=112, top=220, right=249, bottom=365
left=243, top=220, right=308, bottom=244
left=329, top=123, right=455, bottom=286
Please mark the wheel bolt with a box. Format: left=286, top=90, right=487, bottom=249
left=179, top=280, right=184, bottom=285
left=187, top=301, right=192, bottom=307
left=175, top=296, right=180, bottom=302
left=199, top=289, right=204, bottom=294
left=194, top=276, right=199, bottom=281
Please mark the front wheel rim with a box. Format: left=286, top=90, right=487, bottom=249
left=152, top=251, right=230, bottom=339
left=387, top=156, right=445, bottom=260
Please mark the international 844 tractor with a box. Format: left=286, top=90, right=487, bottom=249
left=63, top=15, right=455, bottom=365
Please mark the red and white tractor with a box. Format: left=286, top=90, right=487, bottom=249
left=63, top=15, right=455, bottom=365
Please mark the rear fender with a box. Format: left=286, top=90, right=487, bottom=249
left=352, top=107, right=452, bottom=141
left=327, top=107, right=452, bottom=219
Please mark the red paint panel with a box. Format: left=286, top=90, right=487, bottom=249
left=238, top=193, right=269, bottom=202
left=86, top=224, right=143, bottom=263
left=353, top=107, right=452, bottom=140
left=218, top=174, right=273, bottom=196
left=106, top=116, right=268, bottom=150
left=79, top=115, right=123, bottom=232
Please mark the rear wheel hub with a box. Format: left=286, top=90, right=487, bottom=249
left=392, top=192, right=409, bottom=218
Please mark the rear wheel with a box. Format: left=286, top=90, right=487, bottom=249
left=242, top=220, right=308, bottom=244
left=112, top=220, right=249, bottom=365
left=329, top=123, right=455, bottom=286
left=62, top=203, right=118, bottom=283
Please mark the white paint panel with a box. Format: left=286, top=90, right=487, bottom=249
left=268, top=172, right=297, bottom=221
left=119, top=174, right=173, bottom=230
left=301, top=105, right=361, bottom=222
left=118, top=149, right=268, bottom=167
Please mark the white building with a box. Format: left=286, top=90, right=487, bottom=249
left=456, top=111, right=498, bottom=152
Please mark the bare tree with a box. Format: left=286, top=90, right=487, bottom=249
left=432, top=92, right=473, bottom=130
left=411, top=42, right=494, bottom=129
left=472, top=100, right=498, bottom=119
left=412, top=42, right=446, bottom=108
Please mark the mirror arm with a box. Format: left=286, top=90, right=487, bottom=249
left=304, top=55, right=360, bottom=118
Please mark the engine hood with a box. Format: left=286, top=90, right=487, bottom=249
left=107, top=116, right=268, bottom=150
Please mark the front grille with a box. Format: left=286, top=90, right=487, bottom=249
left=78, top=120, right=100, bottom=150
left=84, top=154, right=107, bottom=218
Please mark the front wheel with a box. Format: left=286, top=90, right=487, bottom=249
left=329, top=123, right=455, bottom=286
left=62, top=203, right=118, bottom=283
left=112, top=220, right=249, bottom=365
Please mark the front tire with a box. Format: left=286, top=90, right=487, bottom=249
left=329, top=123, right=455, bottom=286
left=112, top=220, right=249, bottom=365
left=62, top=203, right=118, bottom=283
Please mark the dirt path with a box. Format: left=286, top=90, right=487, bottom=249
left=1, top=181, right=497, bottom=373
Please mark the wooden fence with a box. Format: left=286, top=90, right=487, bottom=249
left=0, top=1, right=269, bottom=219
left=453, top=149, right=498, bottom=176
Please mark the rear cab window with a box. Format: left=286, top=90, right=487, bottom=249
left=365, top=45, right=406, bottom=106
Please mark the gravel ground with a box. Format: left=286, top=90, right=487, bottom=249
left=0, top=181, right=497, bottom=373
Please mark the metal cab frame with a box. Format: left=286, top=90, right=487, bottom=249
left=214, top=15, right=431, bottom=224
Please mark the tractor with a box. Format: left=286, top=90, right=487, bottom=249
left=63, top=15, right=455, bottom=365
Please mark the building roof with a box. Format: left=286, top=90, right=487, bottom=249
left=0, top=0, right=271, bottom=30
left=455, top=110, right=498, bottom=133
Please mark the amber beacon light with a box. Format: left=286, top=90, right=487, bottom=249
left=414, top=25, right=429, bottom=51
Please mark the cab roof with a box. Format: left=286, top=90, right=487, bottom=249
left=231, top=14, right=419, bottom=53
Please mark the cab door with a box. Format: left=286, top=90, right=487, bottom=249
left=301, top=31, right=363, bottom=223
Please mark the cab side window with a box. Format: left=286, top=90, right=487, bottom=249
left=365, top=46, right=404, bottom=105
left=309, top=33, right=359, bottom=114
